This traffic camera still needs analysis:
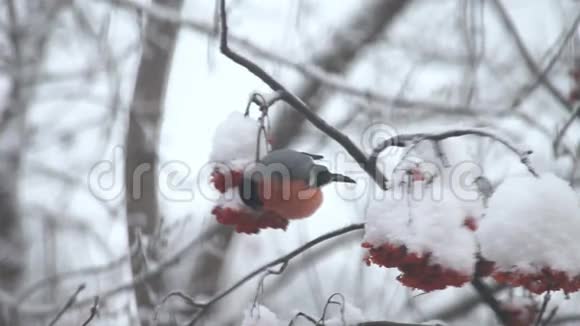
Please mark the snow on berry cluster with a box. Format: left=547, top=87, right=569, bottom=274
left=476, top=173, right=580, bottom=294
left=364, top=164, right=580, bottom=295
left=209, top=111, right=264, bottom=192
left=209, top=112, right=287, bottom=234
left=363, top=166, right=483, bottom=291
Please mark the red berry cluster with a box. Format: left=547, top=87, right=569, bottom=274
left=463, top=216, right=478, bottom=231
left=211, top=206, right=288, bottom=234
left=362, top=242, right=470, bottom=291
left=474, top=257, right=495, bottom=277
left=494, top=267, right=580, bottom=295
left=476, top=259, right=580, bottom=294
left=211, top=167, right=290, bottom=234
left=211, top=169, right=243, bottom=193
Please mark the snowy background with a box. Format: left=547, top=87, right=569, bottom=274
left=2, top=0, right=580, bottom=325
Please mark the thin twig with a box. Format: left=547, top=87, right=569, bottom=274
left=160, top=291, right=205, bottom=309
left=47, top=284, right=86, bottom=326
left=319, top=293, right=346, bottom=324
left=490, top=0, right=575, bottom=114
left=470, top=279, right=509, bottom=325
left=81, top=296, right=100, bottom=326
left=105, top=0, right=492, bottom=116
left=289, top=312, right=318, bottom=325
left=17, top=239, right=139, bottom=303
left=535, top=292, right=551, bottom=326
left=370, top=128, right=537, bottom=177
left=541, top=306, right=559, bottom=326
left=290, top=292, right=439, bottom=326
left=424, top=285, right=506, bottom=321
left=178, top=223, right=365, bottom=325
left=217, top=0, right=388, bottom=189
left=509, top=12, right=580, bottom=110
left=553, top=105, right=580, bottom=155
left=0, top=224, right=222, bottom=318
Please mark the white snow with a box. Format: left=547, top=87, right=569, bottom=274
left=477, top=173, right=580, bottom=274
left=240, top=305, right=282, bottom=326
left=324, top=301, right=367, bottom=325
left=364, top=175, right=483, bottom=274
left=209, top=111, right=267, bottom=169
left=217, top=187, right=249, bottom=210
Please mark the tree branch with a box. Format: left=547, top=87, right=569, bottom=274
left=105, top=0, right=511, bottom=117
left=470, top=279, right=509, bottom=325
left=159, top=223, right=365, bottom=325
left=81, top=296, right=99, bottom=326
left=271, top=0, right=411, bottom=149
left=0, top=224, right=222, bottom=318
left=490, top=0, right=575, bottom=114
left=508, top=12, right=580, bottom=109
left=553, top=105, right=580, bottom=155
left=47, top=284, right=86, bottom=326
left=369, top=128, right=537, bottom=178
left=124, top=0, right=184, bottom=314
left=424, top=285, right=505, bottom=322
left=218, top=0, right=389, bottom=189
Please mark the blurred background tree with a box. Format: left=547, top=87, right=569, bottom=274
left=0, top=0, right=578, bottom=325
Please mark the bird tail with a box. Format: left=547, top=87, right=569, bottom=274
left=329, top=173, right=356, bottom=184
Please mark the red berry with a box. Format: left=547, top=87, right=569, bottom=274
left=210, top=169, right=243, bottom=193
left=362, top=241, right=470, bottom=291
left=489, top=267, right=580, bottom=294
left=211, top=206, right=289, bottom=234
left=463, top=216, right=478, bottom=231
left=474, top=257, right=495, bottom=277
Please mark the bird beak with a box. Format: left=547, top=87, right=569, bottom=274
left=331, top=173, right=357, bottom=184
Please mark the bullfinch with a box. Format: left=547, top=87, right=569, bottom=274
left=239, top=149, right=356, bottom=219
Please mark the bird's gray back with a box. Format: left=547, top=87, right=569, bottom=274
left=254, top=149, right=315, bottom=181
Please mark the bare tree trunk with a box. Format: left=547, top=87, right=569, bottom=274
left=0, top=0, right=65, bottom=324
left=187, top=225, right=234, bottom=296
left=124, top=0, right=183, bottom=322
left=271, top=0, right=411, bottom=148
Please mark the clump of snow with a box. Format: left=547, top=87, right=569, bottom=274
left=477, top=173, right=580, bottom=274
left=210, top=111, right=264, bottom=168
left=365, top=179, right=483, bottom=277
left=240, top=305, right=281, bottom=326
left=476, top=173, right=580, bottom=293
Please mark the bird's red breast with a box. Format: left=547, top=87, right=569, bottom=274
left=258, top=179, right=323, bottom=219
